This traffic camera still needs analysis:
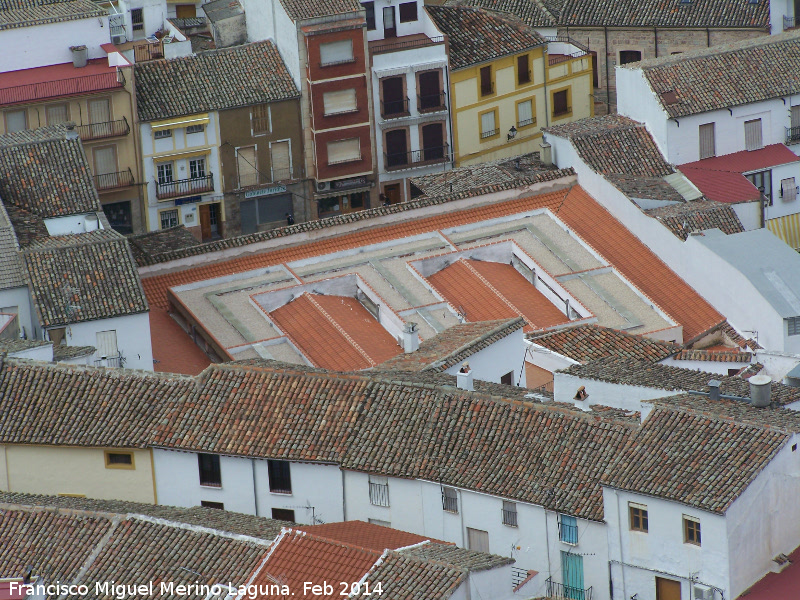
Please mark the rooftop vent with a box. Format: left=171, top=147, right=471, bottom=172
left=457, top=362, right=473, bottom=391
left=70, top=45, right=88, bottom=68
left=708, top=379, right=721, bottom=401
left=402, top=321, right=419, bottom=354
left=750, top=374, right=772, bottom=408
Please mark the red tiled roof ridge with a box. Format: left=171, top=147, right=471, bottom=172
left=278, top=527, right=384, bottom=558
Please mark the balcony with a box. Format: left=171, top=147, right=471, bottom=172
left=156, top=173, right=214, bottom=200
left=418, top=91, right=447, bottom=113
left=369, top=482, right=390, bottom=507
left=94, top=169, right=134, bottom=191
left=787, top=126, right=800, bottom=144
left=384, top=144, right=449, bottom=171
left=77, top=117, right=130, bottom=141
left=518, top=116, right=537, bottom=128
left=370, top=34, right=444, bottom=55
left=381, top=96, right=409, bottom=119
left=95, top=354, right=123, bottom=368
left=546, top=577, right=592, bottom=600
left=0, top=67, right=125, bottom=106
left=480, top=128, right=499, bottom=140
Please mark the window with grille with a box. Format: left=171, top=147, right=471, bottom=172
left=131, top=8, right=144, bottom=31
left=272, top=508, right=295, bottom=522
left=399, top=1, right=417, bottom=22
left=198, top=453, right=221, bottom=487
left=251, top=104, right=271, bottom=135
left=517, top=99, right=535, bottom=127
left=369, top=475, right=390, bottom=506
left=441, top=486, right=458, bottom=513
left=629, top=503, right=648, bottom=532
left=699, top=123, right=715, bottom=159
left=190, top=157, right=206, bottom=179
left=154, top=129, right=172, bottom=139
left=320, top=39, right=354, bottom=66
left=788, top=316, right=800, bottom=336
left=267, top=460, right=292, bottom=494
left=502, top=501, right=518, bottom=527
left=160, top=209, right=178, bottom=229
left=683, top=516, right=701, bottom=545
left=745, top=118, right=763, bottom=151
left=480, top=110, right=497, bottom=139
left=105, top=452, right=133, bottom=468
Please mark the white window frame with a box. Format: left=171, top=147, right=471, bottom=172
left=159, top=208, right=179, bottom=229
left=154, top=129, right=172, bottom=139
left=269, top=139, right=293, bottom=181
left=156, top=161, right=174, bottom=184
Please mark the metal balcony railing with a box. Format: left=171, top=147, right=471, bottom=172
left=559, top=521, right=579, bottom=544
left=0, top=70, right=125, bottom=105
left=518, top=116, right=537, bottom=128
left=94, top=168, right=134, bottom=191
left=480, top=128, right=499, bottom=139
left=546, top=577, right=593, bottom=600
left=384, top=144, right=449, bottom=170
left=785, top=15, right=798, bottom=30
left=94, top=354, right=123, bottom=368
left=786, top=125, right=800, bottom=144
left=553, top=105, right=572, bottom=117
left=77, top=116, right=130, bottom=141
left=502, top=508, right=518, bottom=527
left=418, top=91, right=446, bottom=112
left=381, top=96, right=409, bottom=118
left=156, top=173, right=214, bottom=200
left=369, top=482, right=390, bottom=507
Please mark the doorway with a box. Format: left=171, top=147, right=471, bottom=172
left=383, top=183, right=402, bottom=204
left=385, top=129, right=408, bottom=168
left=199, top=202, right=221, bottom=241
left=655, top=577, right=681, bottom=600
left=421, top=122, right=444, bottom=161
left=383, top=6, right=396, bottom=37
left=418, top=71, right=442, bottom=110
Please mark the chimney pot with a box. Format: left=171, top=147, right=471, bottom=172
left=402, top=321, right=419, bottom=353
left=708, top=379, right=721, bottom=401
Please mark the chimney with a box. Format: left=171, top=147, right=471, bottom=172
left=749, top=374, right=772, bottom=407
left=456, top=362, right=473, bottom=391
left=69, top=45, right=88, bottom=68
left=65, top=124, right=79, bottom=140
left=402, top=322, right=419, bottom=354
left=708, top=379, right=721, bottom=401
left=540, top=140, right=552, bottom=166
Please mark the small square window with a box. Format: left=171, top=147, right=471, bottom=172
left=154, top=129, right=172, bottom=139
left=559, top=514, right=578, bottom=544
left=131, top=7, right=144, bottom=30
left=629, top=503, right=648, bottom=532
left=398, top=1, right=417, bottom=22
left=186, top=124, right=205, bottom=134
left=502, top=500, right=518, bottom=527
left=198, top=453, right=222, bottom=487
left=252, top=104, right=271, bottom=135
left=201, top=501, right=225, bottom=510
left=271, top=508, right=296, bottom=522
left=442, top=486, right=458, bottom=513
left=105, top=451, right=134, bottom=469
left=684, top=516, right=701, bottom=545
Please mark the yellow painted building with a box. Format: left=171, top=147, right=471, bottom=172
left=427, top=6, right=593, bottom=166
left=0, top=445, right=157, bottom=503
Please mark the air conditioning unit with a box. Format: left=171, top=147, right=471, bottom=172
left=316, top=180, right=331, bottom=192
left=693, top=584, right=714, bottom=600
left=111, top=34, right=126, bottom=45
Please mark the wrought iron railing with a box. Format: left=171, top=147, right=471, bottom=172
left=384, top=144, right=449, bottom=170
left=518, top=116, right=537, bottom=128
left=785, top=15, right=798, bottom=30
left=381, top=96, right=409, bottom=118
left=0, top=69, right=125, bottom=105
left=480, top=128, right=499, bottom=139
left=786, top=125, right=800, bottom=144
left=418, top=91, right=446, bottom=112
left=371, top=35, right=444, bottom=54
left=546, top=577, right=592, bottom=600
left=94, top=168, right=134, bottom=191
left=502, top=507, right=518, bottom=527
left=553, top=105, right=572, bottom=117
left=95, top=354, right=123, bottom=368
left=156, top=173, right=214, bottom=200
left=77, top=116, right=130, bottom=141
left=369, top=482, right=390, bottom=507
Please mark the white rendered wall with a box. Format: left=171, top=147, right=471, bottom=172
left=442, top=327, right=527, bottom=386
left=604, top=488, right=729, bottom=600
left=658, top=357, right=752, bottom=376
left=764, top=161, right=800, bottom=220
left=240, top=0, right=301, bottom=88
left=0, top=287, right=35, bottom=341
left=615, top=67, right=671, bottom=159
left=726, top=437, right=800, bottom=597
left=43, top=213, right=104, bottom=236
left=7, top=344, right=53, bottom=362
left=366, top=0, right=426, bottom=42
left=553, top=372, right=679, bottom=415
left=60, top=311, right=154, bottom=370
left=525, top=342, right=578, bottom=376
left=0, top=17, right=109, bottom=72
left=152, top=449, right=344, bottom=523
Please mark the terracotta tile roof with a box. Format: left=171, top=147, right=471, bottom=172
left=401, top=543, right=514, bottom=571
left=297, top=520, right=433, bottom=551
left=0, top=338, right=49, bottom=354
left=602, top=404, right=794, bottom=514
left=143, top=185, right=722, bottom=353
left=0, top=126, right=99, bottom=218
left=269, top=293, right=401, bottom=371
left=529, top=324, right=679, bottom=363
left=716, top=320, right=762, bottom=350
left=562, top=357, right=800, bottom=406
left=150, top=309, right=211, bottom=375
left=376, top=318, right=524, bottom=372
left=547, top=115, right=674, bottom=178
left=0, top=202, right=24, bottom=290
left=361, top=549, right=467, bottom=599
left=0, top=0, right=105, bottom=30
left=52, top=344, right=95, bottom=360
left=0, top=359, right=193, bottom=448
left=21, top=230, right=149, bottom=327
left=443, top=0, right=556, bottom=27
left=646, top=200, right=745, bottom=240
left=255, top=530, right=381, bottom=598
left=135, top=41, right=299, bottom=122
left=557, top=0, right=768, bottom=28
left=4, top=204, right=48, bottom=247
left=340, top=381, right=636, bottom=521
left=0, top=491, right=287, bottom=539
left=427, top=259, right=569, bottom=331
left=672, top=349, right=752, bottom=363
left=633, top=31, right=800, bottom=118
left=277, top=0, right=361, bottom=20
left=425, top=5, right=546, bottom=70
left=127, top=226, right=200, bottom=267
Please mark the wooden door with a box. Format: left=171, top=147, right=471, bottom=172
left=382, top=77, right=404, bottom=115
left=383, top=6, right=396, bottom=37
left=384, top=183, right=401, bottom=204
left=421, top=123, right=444, bottom=161
left=176, top=4, right=196, bottom=18
left=199, top=204, right=211, bottom=240
left=418, top=71, right=441, bottom=110
left=385, top=129, right=408, bottom=168
left=655, top=577, right=681, bottom=600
